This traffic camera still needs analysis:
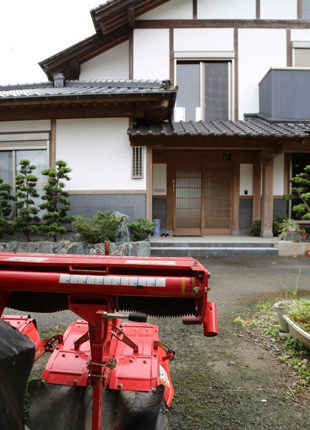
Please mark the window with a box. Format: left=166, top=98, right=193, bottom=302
left=0, top=132, right=49, bottom=216
left=292, top=42, right=310, bottom=67
left=302, top=0, right=310, bottom=19
left=132, top=147, right=143, bottom=179
left=175, top=61, right=232, bottom=122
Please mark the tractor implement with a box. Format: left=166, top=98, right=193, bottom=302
left=0, top=252, right=218, bottom=430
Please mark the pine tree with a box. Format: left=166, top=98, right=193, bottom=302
left=39, top=160, right=72, bottom=242
left=0, top=178, right=15, bottom=240
left=285, top=165, right=310, bottom=220
left=14, top=160, right=40, bottom=241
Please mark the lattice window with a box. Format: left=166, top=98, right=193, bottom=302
left=132, top=147, right=143, bottom=179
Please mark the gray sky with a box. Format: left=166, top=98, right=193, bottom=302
left=0, top=1, right=102, bottom=85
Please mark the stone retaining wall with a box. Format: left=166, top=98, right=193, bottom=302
left=0, top=241, right=151, bottom=256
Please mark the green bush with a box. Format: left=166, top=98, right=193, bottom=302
left=249, top=220, right=261, bottom=237
left=72, top=211, right=125, bottom=243
left=128, top=218, right=154, bottom=241
left=249, top=214, right=287, bottom=237
left=272, top=214, right=287, bottom=236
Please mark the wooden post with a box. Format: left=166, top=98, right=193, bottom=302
left=261, top=157, right=274, bottom=238
left=232, top=164, right=240, bottom=235
left=146, top=147, right=152, bottom=220
left=252, top=162, right=261, bottom=222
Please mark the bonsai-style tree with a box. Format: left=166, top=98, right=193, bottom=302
left=0, top=178, right=15, bottom=240
left=285, top=165, right=310, bottom=220
left=128, top=217, right=154, bottom=241
left=14, top=160, right=41, bottom=242
left=39, top=160, right=72, bottom=242
left=72, top=211, right=126, bottom=244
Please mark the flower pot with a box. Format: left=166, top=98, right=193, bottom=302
left=283, top=315, right=310, bottom=350
left=273, top=300, right=296, bottom=333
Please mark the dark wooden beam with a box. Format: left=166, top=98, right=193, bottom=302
left=259, top=143, right=284, bottom=160
left=127, top=5, right=136, bottom=30
left=135, top=19, right=310, bottom=29
left=129, top=135, right=305, bottom=149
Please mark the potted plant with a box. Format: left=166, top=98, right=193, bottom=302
left=278, top=218, right=300, bottom=239
left=283, top=298, right=310, bottom=350
left=299, top=228, right=308, bottom=240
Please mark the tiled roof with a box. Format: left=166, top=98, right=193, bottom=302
left=0, top=79, right=176, bottom=100
left=0, top=77, right=177, bottom=122
left=128, top=117, right=310, bottom=138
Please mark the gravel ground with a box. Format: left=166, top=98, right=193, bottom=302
left=160, top=255, right=310, bottom=430
left=4, top=255, right=310, bottom=429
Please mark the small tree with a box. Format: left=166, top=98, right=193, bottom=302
left=0, top=178, right=15, bottom=240
left=128, top=217, right=154, bottom=241
left=72, top=211, right=126, bottom=243
left=284, top=165, right=310, bottom=220
left=39, top=160, right=72, bottom=242
left=14, top=160, right=40, bottom=242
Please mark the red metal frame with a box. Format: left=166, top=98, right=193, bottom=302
left=0, top=253, right=217, bottom=430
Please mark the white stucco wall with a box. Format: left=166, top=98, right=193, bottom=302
left=55, top=118, right=146, bottom=191
left=133, top=29, right=170, bottom=80
left=153, top=164, right=167, bottom=195
left=238, top=29, right=287, bottom=118
left=139, top=0, right=192, bottom=19
left=260, top=0, right=297, bottom=19
left=291, top=29, right=310, bottom=41
left=174, top=28, right=234, bottom=52
left=240, top=155, right=285, bottom=196
left=80, top=42, right=129, bottom=80
left=198, top=0, right=256, bottom=19
left=240, top=164, right=253, bottom=196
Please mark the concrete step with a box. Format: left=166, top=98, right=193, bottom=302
left=150, top=242, right=278, bottom=257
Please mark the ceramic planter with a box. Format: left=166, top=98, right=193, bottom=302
left=283, top=315, right=310, bottom=350
left=273, top=300, right=296, bottom=333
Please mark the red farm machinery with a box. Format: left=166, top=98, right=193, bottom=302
left=0, top=252, right=217, bottom=430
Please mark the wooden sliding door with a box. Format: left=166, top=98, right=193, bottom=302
left=174, top=166, right=232, bottom=234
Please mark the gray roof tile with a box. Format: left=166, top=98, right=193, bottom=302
left=128, top=117, right=310, bottom=138
left=0, top=79, right=176, bottom=100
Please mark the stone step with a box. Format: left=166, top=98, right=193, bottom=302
left=151, top=241, right=275, bottom=248
left=150, top=244, right=278, bottom=257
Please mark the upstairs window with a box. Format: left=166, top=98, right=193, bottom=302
left=175, top=61, right=232, bottom=122
left=292, top=42, right=310, bottom=66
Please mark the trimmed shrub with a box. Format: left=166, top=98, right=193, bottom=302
left=128, top=218, right=154, bottom=241
left=72, top=211, right=126, bottom=243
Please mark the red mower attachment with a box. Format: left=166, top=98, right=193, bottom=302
left=0, top=253, right=217, bottom=430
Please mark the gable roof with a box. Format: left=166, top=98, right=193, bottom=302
left=40, top=0, right=170, bottom=80
left=90, top=1, right=170, bottom=34
left=0, top=77, right=177, bottom=122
